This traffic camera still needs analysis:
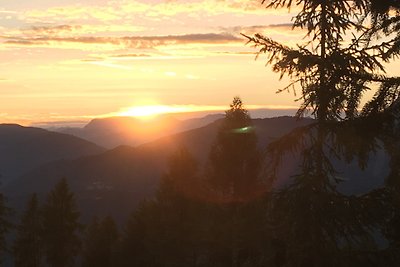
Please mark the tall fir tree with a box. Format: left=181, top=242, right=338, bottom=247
left=13, top=194, right=42, bottom=267
left=42, top=178, right=81, bottom=267
left=244, top=1, right=399, bottom=266
left=365, top=4, right=400, bottom=264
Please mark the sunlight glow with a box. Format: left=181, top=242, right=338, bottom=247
left=116, top=104, right=298, bottom=120
left=118, top=105, right=192, bottom=118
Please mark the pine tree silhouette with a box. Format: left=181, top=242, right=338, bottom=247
left=206, top=97, right=263, bottom=202
left=0, top=193, right=11, bottom=265
left=82, top=216, right=119, bottom=267
left=42, top=178, right=81, bottom=267
left=13, top=194, right=42, bottom=267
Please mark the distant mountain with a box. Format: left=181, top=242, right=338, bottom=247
left=53, top=114, right=225, bottom=148
left=0, top=124, right=105, bottom=185
left=5, top=117, right=314, bottom=224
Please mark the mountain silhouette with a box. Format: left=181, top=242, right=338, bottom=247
left=0, top=124, right=105, bottom=185
left=54, top=114, right=225, bottom=148
left=5, top=117, right=313, bottom=224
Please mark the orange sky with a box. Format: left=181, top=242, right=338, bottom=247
left=1, top=0, right=397, bottom=125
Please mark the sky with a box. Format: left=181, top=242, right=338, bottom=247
left=0, top=0, right=321, bottom=125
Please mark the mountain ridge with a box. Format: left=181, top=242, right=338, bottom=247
left=52, top=114, right=225, bottom=148
left=5, top=116, right=314, bottom=223
left=0, top=123, right=105, bottom=185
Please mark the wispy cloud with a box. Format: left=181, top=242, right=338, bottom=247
left=88, top=61, right=134, bottom=70
left=110, top=53, right=151, bottom=58
left=25, top=24, right=80, bottom=35
left=31, top=120, right=89, bottom=128
left=16, top=24, right=145, bottom=36
left=2, top=32, right=243, bottom=49
left=222, top=23, right=305, bottom=38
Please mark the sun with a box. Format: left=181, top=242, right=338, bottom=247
left=116, top=103, right=237, bottom=120
left=118, top=105, right=190, bottom=119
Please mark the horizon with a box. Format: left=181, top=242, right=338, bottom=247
left=26, top=107, right=299, bottom=128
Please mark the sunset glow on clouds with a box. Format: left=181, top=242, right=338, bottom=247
left=0, top=0, right=302, bottom=125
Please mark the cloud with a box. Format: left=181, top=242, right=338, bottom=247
left=220, top=23, right=306, bottom=45
left=185, top=74, right=200, bottom=80
left=31, top=120, right=89, bottom=128
left=87, top=61, right=134, bottom=70
left=19, top=24, right=145, bottom=36
left=27, top=24, right=81, bottom=35
left=266, top=23, right=294, bottom=29
left=110, top=53, right=151, bottom=58
left=2, top=32, right=243, bottom=49
left=165, top=71, right=177, bottom=77
left=216, top=51, right=257, bottom=55
left=0, top=10, right=16, bottom=14
left=222, top=23, right=298, bottom=35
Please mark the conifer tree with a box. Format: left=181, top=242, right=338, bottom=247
left=13, top=194, right=42, bottom=267
left=155, top=148, right=207, bottom=266
left=81, top=217, right=100, bottom=267
left=120, top=148, right=206, bottom=267
left=82, top=216, right=119, bottom=267
left=0, top=193, right=12, bottom=265
left=206, top=97, right=263, bottom=202
left=360, top=1, right=400, bottom=115
left=243, top=1, right=398, bottom=266
left=42, top=178, right=81, bottom=267
left=205, top=98, right=266, bottom=267
left=245, top=0, right=400, bottom=121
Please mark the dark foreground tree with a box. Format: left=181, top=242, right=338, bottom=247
left=363, top=3, right=400, bottom=265
left=244, top=1, right=400, bottom=266
left=264, top=122, right=391, bottom=266
left=13, top=194, right=42, bottom=267
left=42, top=178, right=81, bottom=267
left=82, top=216, right=119, bottom=267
